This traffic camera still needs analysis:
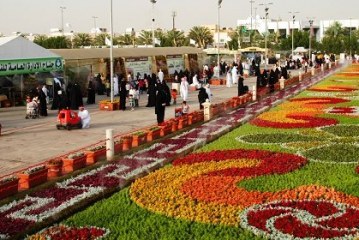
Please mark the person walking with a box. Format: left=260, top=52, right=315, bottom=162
left=119, top=78, right=127, bottom=110
left=180, top=76, right=189, bottom=102
left=155, top=82, right=167, bottom=125
left=198, top=85, right=209, bottom=109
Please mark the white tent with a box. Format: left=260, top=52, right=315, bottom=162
left=0, top=36, right=63, bottom=76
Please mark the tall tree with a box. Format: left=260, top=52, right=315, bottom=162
left=188, top=26, right=213, bottom=49
left=94, top=33, right=110, bottom=47
left=137, top=30, right=153, bottom=46
left=33, top=35, right=49, bottom=48
left=166, top=30, right=186, bottom=47
left=72, top=33, right=93, bottom=48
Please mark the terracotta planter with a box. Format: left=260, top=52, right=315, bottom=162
left=0, top=178, right=19, bottom=199
left=177, top=116, right=188, bottom=130
left=147, top=129, right=161, bottom=141
left=62, top=155, right=87, bottom=174
left=159, top=123, right=172, bottom=137
left=114, top=141, right=123, bottom=154
left=18, top=168, right=48, bottom=190
left=99, top=101, right=119, bottom=111
left=46, top=163, right=63, bottom=179
left=121, top=136, right=133, bottom=151
left=187, top=113, right=194, bottom=125
left=170, top=119, right=178, bottom=132
left=85, top=148, right=106, bottom=165
left=132, top=133, right=147, bottom=147
left=195, top=110, right=204, bottom=122
left=210, top=79, right=221, bottom=85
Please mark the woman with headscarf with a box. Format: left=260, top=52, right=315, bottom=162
left=198, top=85, right=209, bottom=109
left=155, top=82, right=167, bottom=125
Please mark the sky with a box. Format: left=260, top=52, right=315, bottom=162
left=1, top=0, right=358, bottom=35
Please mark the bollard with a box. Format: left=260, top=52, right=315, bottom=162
left=202, top=99, right=212, bottom=121
left=329, top=62, right=332, bottom=69
left=279, top=77, right=285, bottom=90
left=311, top=67, right=315, bottom=76
left=298, top=71, right=302, bottom=81
left=106, top=129, right=114, bottom=161
left=321, top=64, right=324, bottom=72
left=252, top=85, right=257, bottom=101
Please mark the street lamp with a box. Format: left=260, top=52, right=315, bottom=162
left=217, top=0, right=223, bottom=75
left=289, top=11, right=299, bottom=58
left=60, top=6, right=66, bottom=35
left=109, top=0, right=114, bottom=102
left=308, top=19, right=314, bottom=63
left=92, top=16, right=98, bottom=37
left=150, top=0, right=157, bottom=47
left=259, top=2, right=273, bottom=70
left=172, top=11, right=177, bottom=30
left=349, top=18, right=352, bottom=58
left=249, top=0, right=255, bottom=44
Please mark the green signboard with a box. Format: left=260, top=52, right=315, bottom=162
left=0, top=57, right=63, bottom=76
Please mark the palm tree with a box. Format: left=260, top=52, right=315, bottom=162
left=166, top=30, right=186, bottom=47
left=138, top=30, right=153, bottom=46
left=188, top=26, right=213, bottom=49
left=117, top=34, right=133, bottom=46
left=94, top=33, right=110, bottom=47
left=33, top=35, right=49, bottom=48
left=72, top=33, right=93, bottom=48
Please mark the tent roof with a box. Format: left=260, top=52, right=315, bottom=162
left=50, top=47, right=204, bottom=60
left=0, top=36, right=61, bottom=60
left=294, top=47, right=308, bottom=53
left=239, top=47, right=266, bottom=52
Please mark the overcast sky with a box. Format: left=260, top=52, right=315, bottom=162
left=1, top=0, right=358, bottom=35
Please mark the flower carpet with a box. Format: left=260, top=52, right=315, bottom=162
left=1, top=64, right=359, bottom=239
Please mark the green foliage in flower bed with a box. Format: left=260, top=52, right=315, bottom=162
left=303, top=144, right=359, bottom=163
left=322, top=125, right=359, bottom=137
left=63, top=189, right=262, bottom=240
left=240, top=133, right=321, bottom=144
left=238, top=162, right=359, bottom=197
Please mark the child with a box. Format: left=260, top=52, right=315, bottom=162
left=181, top=101, right=189, bottom=115
left=128, top=94, right=135, bottom=111
left=171, top=89, right=177, bottom=105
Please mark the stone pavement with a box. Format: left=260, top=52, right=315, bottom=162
left=0, top=77, right=258, bottom=177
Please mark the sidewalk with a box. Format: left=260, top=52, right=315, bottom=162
left=0, top=76, right=261, bottom=176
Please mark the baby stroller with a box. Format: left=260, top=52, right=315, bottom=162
left=25, top=97, right=40, bottom=119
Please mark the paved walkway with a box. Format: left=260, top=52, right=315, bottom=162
left=0, top=76, right=264, bottom=176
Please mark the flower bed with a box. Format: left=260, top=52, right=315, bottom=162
left=2, top=64, right=359, bottom=239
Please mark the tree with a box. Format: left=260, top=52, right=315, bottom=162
left=33, top=35, right=49, bottom=48
left=72, top=33, right=93, bottom=48
left=188, top=26, right=213, bottom=49
left=94, top=33, right=110, bottom=47
left=137, top=30, right=153, bottom=46
left=166, top=30, right=186, bottom=47
left=320, top=21, right=346, bottom=54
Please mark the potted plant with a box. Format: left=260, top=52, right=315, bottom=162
left=177, top=115, right=188, bottom=130
left=131, top=131, right=147, bottom=147
left=147, top=126, right=161, bottom=141
left=159, top=121, right=172, bottom=137
left=62, top=152, right=86, bottom=173
left=46, top=159, right=63, bottom=179
left=84, top=145, right=106, bottom=165
left=99, top=99, right=120, bottom=111
left=0, top=175, right=19, bottom=199
left=17, top=165, right=48, bottom=190
left=114, top=139, right=123, bottom=154
left=121, top=135, right=133, bottom=151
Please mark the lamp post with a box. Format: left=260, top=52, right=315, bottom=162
left=349, top=18, right=352, bottom=58
left=249, top=0, right=255, bottom=44
left=259, top=2, right=273, bottom=70
left=289, top=11, right=299, bottom=58
left=172, top=11, right=177, bottom=30
left=92, top=16, right=98, bottom=37
left=150, top=0, right=157, bottom=47
left=308, top=19, right=314, bottom=63
left=109, top=0, right=114, bottom=102
left=60, top=6, right=66, bottom=35
left=217, top=0, right=223, bottom=75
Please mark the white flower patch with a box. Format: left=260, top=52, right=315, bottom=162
left=122, top=161, right=162, bottom=180
left=105, top=165, right=131, bottom=178
left=173, top=138, right=206, bottom=154
left=123, top=143, right=168, bottom=162
left=325, top=106, right=359, bottom=116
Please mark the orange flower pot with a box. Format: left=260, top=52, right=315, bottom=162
left=132, top=133, right=147, bottom=147
left=147, top=129, right=161, bottom=141
left=46, top=162, right=63, bottom=179
left=121, top=136, right=133, bottom=151
left=99, top=101, right=119, bottom=111
left=85, top=148, right=106, bottom=165
left=18, top=168, right=48, bottom=190
left=0, top=178, right=19, bottom=199
left=62, top=155, right=87, bottom=174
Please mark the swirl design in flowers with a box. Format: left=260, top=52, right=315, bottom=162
left=130, top=149, right=359, bottom=237
left=250, top=97, right=349, bottom=128
left=239, top=200, right=359, bottom=239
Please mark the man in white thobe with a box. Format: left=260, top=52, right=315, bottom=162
left=78, top=106, right=91, bottom=129
left=113, top=75, right=119, bottom=96
left=180, top=77, right=189, bottom=101
left=191, top=74, right=200, bottom=89
left=226, top=69, right=232, bottom=88
left=158, top=69, right=164, bottom=83
left=232, top=66, right=238, bottom=84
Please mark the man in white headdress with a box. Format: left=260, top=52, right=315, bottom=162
left=191, top=73, right=200, bottom=89
left=78, top=106, right=91, bottom=129
left=180, top=77, right=189, bottom=101
left=113, top=75, right=119, bottom=96
left=226, top=67, right=232, bottom=88
left=231, top=65, right=238, bottom=84
left=158, top=69, right=164, bottom=83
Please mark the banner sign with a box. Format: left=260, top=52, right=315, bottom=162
left=166, top=55, right=184, bottom=75
left=0, top=57, right=63, bottom=76
left=124, top=57, right=151, bottom=78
